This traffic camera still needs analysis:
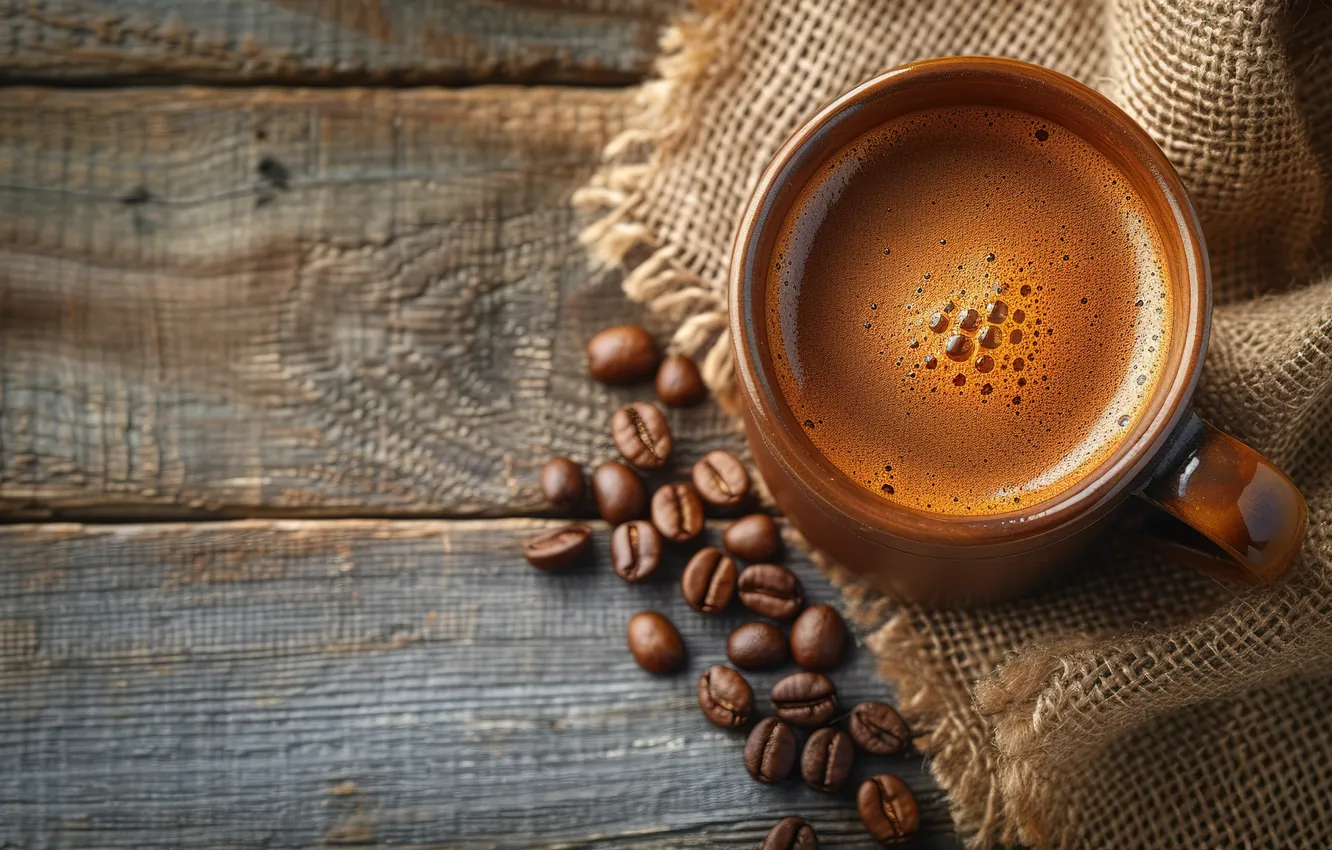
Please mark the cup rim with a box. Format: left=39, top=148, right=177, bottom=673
left=728, top=56, right=1211, bottom=549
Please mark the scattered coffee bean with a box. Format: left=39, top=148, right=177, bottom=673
left=681, top=547, right=737, bottom=613
left=857, top=774, right=919, bottom=845
left=744, top=717, right=797, bottom=783
left=656, top=354, right=707, bottom=407
left=770, top=671, right=837, bottom=727
left=521, top=523, right=592, bottom=571
left=727, top=621, right=789, bottom=670
left=697, top=665, right=753, bottom=728
left=540, top=456, right=584, bottom=509
left=610, top=520, right=662, bottom=582
left=848, top=702, right=912, bottom=756
left=789, top=604, right=846, bottom=671
left=763, top=816, right=818, bottom=850
left=626, top=611, right=685, bottom=675
left=650, top=482, right=704, bottom=542
left=587, top=325, right=659, bottom=384
left=724, top=512, right=781, bottom=561
left=737, top=563, right=804, bottom=620
left=592, top=461, right=647, bottom=525
left=692, top=450, right=750, bottom=509
left=611, top=401, right=673, bottom=469
left=801, top=727, right=855, bottom=793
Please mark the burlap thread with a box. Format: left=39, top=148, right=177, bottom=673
left=576, top=1, right=1332, bottom=846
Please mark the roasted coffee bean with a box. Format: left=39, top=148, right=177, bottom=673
left=692, top=450, right=750, bottom=509
left=650, top=482, right=704, bottom=542
left=681, top=547, right=737, bottom=613
left=626, top=611, right=685, bottom=675
left=801, top=727, right=855, bottom=792
left=540, top=457, right=584, bottom=509
left=848, top=702, right=912, bottom=756
left=770, top=671, right=837, bottom=727
left=738, top=563, right=805, bottom=620
left=611, top=401, right=673, bottom=469
left=611, top=520, right=662, bottom=582
left=521, top=523, right=592, bottom=571
left=587, top=325, right=659, bottom=384
left=656, top=354, right=707, bottom=407
left=724, top=513, right=781, bottom=561
left=857, top=774, right=919, bottom=845
left=763, top=816, right=818, bottom=850
left=789, top=604, right=847, bottom=671
left=744, top=717, right=797, bottom=783
left=697, top=665, right=753, bottom=728
left=727, top=621, right=789, bottom=670
left=592, top=461, right=647, bottom=525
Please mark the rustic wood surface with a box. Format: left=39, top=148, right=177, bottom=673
left=1, top=0, right=679, bottom=84
left=0, top=85, right=745, bottom=519
left=0, top=519, right=955, bottom=848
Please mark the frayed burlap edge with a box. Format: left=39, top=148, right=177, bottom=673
left=576, top=2, right=1017, bottom=843
left=572, top=0, right=744, bottom=411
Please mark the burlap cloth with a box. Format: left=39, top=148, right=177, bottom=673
left=575, top=1, right=1332, bottom=846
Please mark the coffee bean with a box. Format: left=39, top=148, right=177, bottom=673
left=770, top=671, right=837, bottom=727
left=737, top=563, right=804, bottom=620
left=727, top=621, right=789, bottom=670
left=789, top=604, right=846, bottom=671
left=697, top=665, right=753, bottom=728
left=592, top=461, right=647, bottom=525
left=848, top=702, right=911, bottom=756
left=723, top=513, right=781, bottom=561
left=651, top=482, right=704, bottom=542
left=611, top=401, right=673, bottom=469
left=587, top=325, right=659, bottom=384
left=763, top=816, right=818, bottom=850
left=744, top=717, right=797, bottom=783
left=521, top=523, right=592, bottom=571
left=540, top=457, right=584, bottom=509
left=801, top=727, right=854, bottom=793
left=857, top=774, right=919, bottom=845
left=656, top=354, right=707, bottom=407
left=626, top=611, right=684, bottom=675
left=611, top=520, right=662, bottom=582
left=692, top=450, right=750, bottom=509
left=681, top=547, right=737, bottom=613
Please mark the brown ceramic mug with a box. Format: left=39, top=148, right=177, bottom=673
left=729, top=57, right=1307, bottom=605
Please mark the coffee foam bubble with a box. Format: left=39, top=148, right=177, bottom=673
left=766, top=107, right=1174, bottom=515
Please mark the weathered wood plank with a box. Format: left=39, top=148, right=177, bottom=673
left=0, top=0, right=678, bottom=84
left=0, top=86, right=745, bottom=517
left=0, top=518, right=955, bottom=848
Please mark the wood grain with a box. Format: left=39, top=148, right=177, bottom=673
left=1, top=0, right=678, bottom=84
left=0, top=518, right=955, bottom=848
left=0, top=85, right=745, bottom=518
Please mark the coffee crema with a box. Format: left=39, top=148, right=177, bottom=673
left=767, top=106, right=1173, bottom=515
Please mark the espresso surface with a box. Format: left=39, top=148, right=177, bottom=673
left=768, top=106, right=1173, bottom=515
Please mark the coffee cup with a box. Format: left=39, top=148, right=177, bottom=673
left=729, top=57, right=1306, bottom=604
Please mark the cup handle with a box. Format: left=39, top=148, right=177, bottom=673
left=1132, top=412, right=1307, bottom=583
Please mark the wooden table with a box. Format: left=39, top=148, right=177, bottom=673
left=0, top=3, right=956, bottom=846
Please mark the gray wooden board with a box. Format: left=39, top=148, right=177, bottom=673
left=1, top=0, right=679, bottom=84
left=0, top=85, right=745, bottom=518
left=0, top=519, right=956, bottom=848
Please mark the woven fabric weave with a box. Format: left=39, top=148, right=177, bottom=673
left=575, top=1, right=1332, bottom=846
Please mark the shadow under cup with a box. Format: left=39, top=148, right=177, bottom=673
left=729, top=58, right=1301, bottom=605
